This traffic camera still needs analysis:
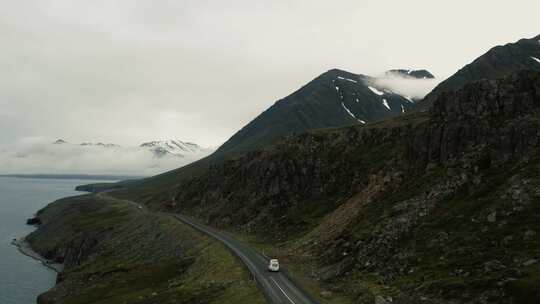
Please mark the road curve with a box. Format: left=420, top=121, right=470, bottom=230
left=173, top=214, right=318, bottom=304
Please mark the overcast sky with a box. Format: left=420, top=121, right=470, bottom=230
left=1, top=1, right=539, bottom=148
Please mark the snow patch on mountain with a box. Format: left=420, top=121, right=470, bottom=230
left=341, top=102, right=366, bottom=124
left=140, top=140, right=211, bottom=158
left=382, top=99, right=390, bottom=110
left=368, top=86, right=385, bottom=96
left=337, top=76, right=358, bottom=83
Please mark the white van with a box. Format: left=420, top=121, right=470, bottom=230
left=268, top=259, right=280, bottom=272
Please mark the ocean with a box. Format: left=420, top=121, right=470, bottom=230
left=0, top=176, right=109, bottom=304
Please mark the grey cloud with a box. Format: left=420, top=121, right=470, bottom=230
left=373, top=75, right=439, bottom=100
left=1, top=0, right=539, bottom=151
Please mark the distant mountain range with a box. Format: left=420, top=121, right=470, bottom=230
left=53, top=139, right=212, bottom=158
left=0, top=139, right=214, bottom=176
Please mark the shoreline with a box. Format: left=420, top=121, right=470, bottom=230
left=11, top=237, right=63, bottom=273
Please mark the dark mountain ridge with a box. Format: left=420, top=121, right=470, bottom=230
left=417, top=34, right=540, bottom=110
left=215, top=68, right=423, bottom=156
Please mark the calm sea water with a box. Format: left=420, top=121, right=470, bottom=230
left=0, top=176, right=110, bottom=304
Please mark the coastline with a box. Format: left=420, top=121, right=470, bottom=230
left=11, top=237, right=63, bottom=273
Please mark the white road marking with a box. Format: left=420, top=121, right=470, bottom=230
left=271, top=277, right=296, bottom=304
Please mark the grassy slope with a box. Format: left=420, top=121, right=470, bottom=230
left=27, top=194, right=264, bottom=304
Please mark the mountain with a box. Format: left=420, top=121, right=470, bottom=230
left=139, top=140, right=211, bottom=158
left=215, top=68, right=427, bottom=156
left=417, top=34, right=540, bottom=109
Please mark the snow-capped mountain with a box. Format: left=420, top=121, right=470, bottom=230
left=50, top=139, right=211, bottom=158
left=139, top=140, right=211, bottom=158
left=215, top=68, right=437, bottom=156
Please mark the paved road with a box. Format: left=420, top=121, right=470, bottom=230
left=173, top=214, right=318, bottom=304
left=94, top=192, right=317, bottom=304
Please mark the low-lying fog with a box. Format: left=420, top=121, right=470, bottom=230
left=0, top=137, right=213, bottom=176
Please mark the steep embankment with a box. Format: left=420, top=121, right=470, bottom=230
left=161, top=71, right=540, bottom=303
left=26, top=194, right=264, bottom=304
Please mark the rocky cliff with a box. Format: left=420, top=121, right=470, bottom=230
left=161, top=71, right=540, bottom=303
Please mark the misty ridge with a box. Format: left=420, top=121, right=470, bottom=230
left=0, top=137, right=213, bottom=176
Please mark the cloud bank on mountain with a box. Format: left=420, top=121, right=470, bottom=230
left=0, top=138, right=212, bottom=176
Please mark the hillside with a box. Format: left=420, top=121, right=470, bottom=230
left=151, top=71, right=540, bottom=303
left=417, top=34, right=540, bottom=110
left=25, top=194, right=264, bottom=304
